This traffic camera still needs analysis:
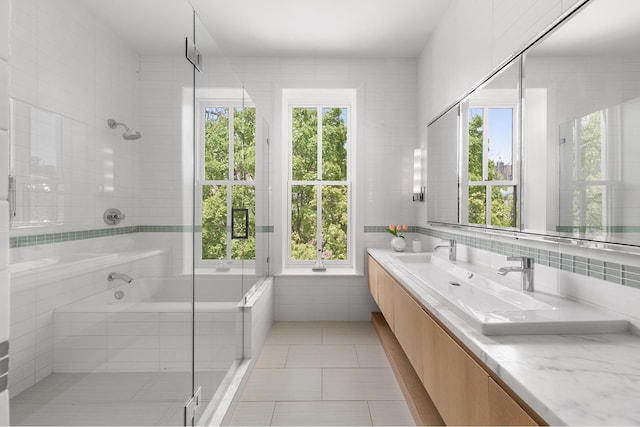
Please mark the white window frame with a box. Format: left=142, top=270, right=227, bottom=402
left=282, top=89, right=356, bottom=271
left=461, top=102, right=519, bottom=227
left=196, top=98, right=257, bottom=270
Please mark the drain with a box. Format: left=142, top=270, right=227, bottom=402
left=448, top=281, right=461, bottom=287
left=114, top=290, right=125, bottom=300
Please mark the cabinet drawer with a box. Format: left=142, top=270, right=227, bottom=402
left=489, top=378, right=538, bottom=426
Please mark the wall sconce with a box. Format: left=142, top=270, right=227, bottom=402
left=413, top=148, right=424, bottom=202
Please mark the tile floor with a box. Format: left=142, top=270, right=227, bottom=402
left=229, top=321, right=415, bottom=426
left=10, top=370, right=226, bottom=426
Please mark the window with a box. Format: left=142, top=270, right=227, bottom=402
left=558, top=109, right=619, bottom=231
left=286, top=99, right=353, bottom=269
left=198, top=102, right=256, bottom=265
left=465, top=106, right=517, bottom=227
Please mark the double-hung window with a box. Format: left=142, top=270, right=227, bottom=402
left=558, top=108, right=618, bottom=231
left=198, top=102, right=256, bottom=266
left=287, top=96, right=353, bottom=269
left=464, top=105, right=518, bottom=227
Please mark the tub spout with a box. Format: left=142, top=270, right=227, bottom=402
left=108, top=272, right=133, bottom=284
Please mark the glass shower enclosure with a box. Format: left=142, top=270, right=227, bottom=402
left=6, top=1, right=269, bottom=425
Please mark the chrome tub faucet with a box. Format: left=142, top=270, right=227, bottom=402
left=107, top=272, right=133, bottom=284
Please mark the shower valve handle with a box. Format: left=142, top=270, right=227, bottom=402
left=104, top=208, right=126, bottom=225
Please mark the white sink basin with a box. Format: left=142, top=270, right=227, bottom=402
left=390, top=253, right=628, bottom=335
left=392, top=253, right=432, bottom=263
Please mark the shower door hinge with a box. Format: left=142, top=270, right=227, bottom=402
left=266, top=256, right=270, bottom=264
left=184, top=386, right=202, bottom=426
left=185, top=37, right=202, bottom=72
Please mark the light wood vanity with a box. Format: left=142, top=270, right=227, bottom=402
left=368, top=255, right=543, bottom=426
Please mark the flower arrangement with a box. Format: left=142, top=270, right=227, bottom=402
left=386, top=224, right=408, bottom=238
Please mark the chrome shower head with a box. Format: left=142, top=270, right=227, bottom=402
left=122, top=129, right=142, bottom=140
left=107, top=119, right=142, bottom=140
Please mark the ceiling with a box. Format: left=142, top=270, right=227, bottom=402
left=82, top=0, right=450, bottom=58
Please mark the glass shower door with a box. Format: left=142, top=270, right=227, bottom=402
left=7, top=1, right=198, bottom=426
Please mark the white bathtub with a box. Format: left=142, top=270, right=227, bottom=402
left=52, top=276, right=264, bottom=373
left=57, top=275, right=248, bottom=312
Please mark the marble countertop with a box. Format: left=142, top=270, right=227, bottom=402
left=368, top=248, right=640, bottom=426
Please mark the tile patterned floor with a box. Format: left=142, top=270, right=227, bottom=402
left=230, top=321, right=415, bottom=426
left=10, top=371, right=226, bottom=426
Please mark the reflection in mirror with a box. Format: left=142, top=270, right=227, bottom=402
left=427, top=107, right=459, bottom=224
left=460, top=58, right=520, bottom=229
left=523, top=0, right=640, bottom=245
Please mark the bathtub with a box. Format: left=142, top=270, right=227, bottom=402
left=52, top=276, right=267, bottom=373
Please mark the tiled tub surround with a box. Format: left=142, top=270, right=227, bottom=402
left=52, top=276, right=242, bottom=373
left=8, top=245, right=170, bottom=397
left=368, top=248, right=640, bottom=425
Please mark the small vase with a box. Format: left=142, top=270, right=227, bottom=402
left=390, top=237, right=406, bottom=252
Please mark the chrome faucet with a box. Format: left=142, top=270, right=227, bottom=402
left=107, top=272, right=133, bottom=284
left=434, top=239, right=456, bottom=261
left=498, top=256, right=534, bottom=292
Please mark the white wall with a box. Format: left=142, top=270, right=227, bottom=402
left=417, top=0, right=640, bottom=330
left=0, top=0, right=9, bottom=422
left=10, top=0, right=141, bottom=235
left=7, top=0, right=143, bottom=399
left=231, top=57, right=418, bottom=320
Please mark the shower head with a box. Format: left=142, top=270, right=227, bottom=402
left=122, top=129, right=142, bottom=140
left=107, top=119, right=142, bottom=140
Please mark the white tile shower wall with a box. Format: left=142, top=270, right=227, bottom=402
left=9, top=0, right=141, bottom=234
left=138, top=56, right=191, bottom=228
left=8, top=250, right=169, bottom=397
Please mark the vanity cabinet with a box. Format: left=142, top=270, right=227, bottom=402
left=488, top=378, right=537, bottom=426
left=369, top=258, right=395, bottom=330
left=426, top=313, right=490, bottom=425
left=393, top=283, right=426, bottom=380
left=368, top=255, right=540, bottom=426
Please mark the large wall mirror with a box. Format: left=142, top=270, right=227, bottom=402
left=523, top=0, right=640, bottom=246
left=427, top=0, right=640, bottom=247
left=426, top=106, right=459, bottom=224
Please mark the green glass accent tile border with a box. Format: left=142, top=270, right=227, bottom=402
left=368, top=225, right=640, bottom=291
left=10, top=224, right=274, bottom=248
left=557, top=225, right=640, bottom=233
left=11, top=226, right=140, bottom=248
left=364, top=225, right=417, bottom=233
left=9, top=224, right=246, bottom=248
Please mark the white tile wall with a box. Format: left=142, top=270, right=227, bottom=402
left=273, top=276, right=377, bottom=322
left=9, top=0, right=141, bottom=234
left=1, top=0, right=9, bottom=421
left=226, top=56, right=419, bottom=320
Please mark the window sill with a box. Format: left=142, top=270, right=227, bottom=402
left=277, top=266, right=361, bottom=277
